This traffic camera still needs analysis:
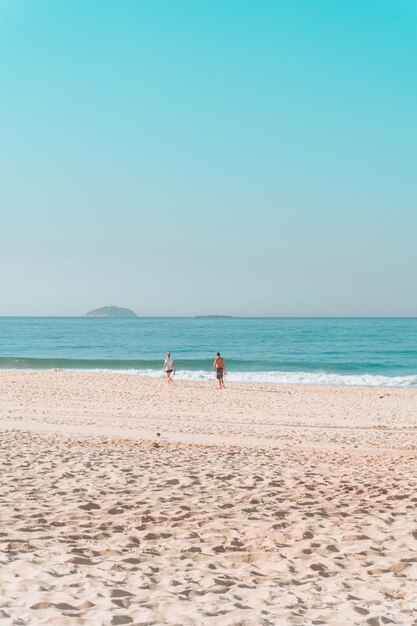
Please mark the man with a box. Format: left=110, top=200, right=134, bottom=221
left=213, top=352, right=226, bottom=389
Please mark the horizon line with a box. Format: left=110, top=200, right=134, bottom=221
left=1, top=315, right=417, bottom=320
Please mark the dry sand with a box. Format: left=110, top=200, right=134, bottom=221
left=0, top=370, right=417, bottom=625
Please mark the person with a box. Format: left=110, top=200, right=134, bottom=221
left=163, top=352, right=176, bottom=384
left=213, top=352, right=226, bottom=389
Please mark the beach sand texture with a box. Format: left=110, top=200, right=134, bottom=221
left=1, top=370, right=417, bottom=625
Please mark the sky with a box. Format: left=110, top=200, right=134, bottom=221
left=0, top=0, right=416, bottom=316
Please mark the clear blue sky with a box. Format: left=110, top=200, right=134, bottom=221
left=1, top=0, right=416, bottom=316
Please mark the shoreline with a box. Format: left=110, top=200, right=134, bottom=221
left=1, top=365, right=417, bottom=389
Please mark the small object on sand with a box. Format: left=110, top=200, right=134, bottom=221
left=156, top=432, right=161, bottom=437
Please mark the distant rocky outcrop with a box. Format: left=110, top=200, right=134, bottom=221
left=193, top=315, right=233, bottom=318
left=85, top=306, right=138, bottom=319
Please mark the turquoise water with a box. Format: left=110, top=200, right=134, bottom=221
left=0, top=317, right=416, bottom=387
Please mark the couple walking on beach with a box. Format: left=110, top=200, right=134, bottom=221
left=163, top=352, right=226, bottom=389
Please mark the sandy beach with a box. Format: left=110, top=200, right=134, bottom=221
left=1, top=370, right=417, bottom=625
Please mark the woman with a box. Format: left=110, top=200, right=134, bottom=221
left=163, top=351, right=176, bottom=385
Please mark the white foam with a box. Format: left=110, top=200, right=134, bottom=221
left=93, top=368, right=417, bottom=388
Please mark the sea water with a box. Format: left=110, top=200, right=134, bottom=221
left=0, top=317, right=416, bottom=388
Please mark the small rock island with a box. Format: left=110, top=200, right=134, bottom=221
left=85, top=306, right=138, bottom=319
left=193, top=315, right=233, bottom=318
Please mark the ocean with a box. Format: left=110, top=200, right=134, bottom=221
left=0, top=317, right=416, bottom=388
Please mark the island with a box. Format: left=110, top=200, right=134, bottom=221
left=193, top=315, right=233, bottom=318
left=85, top=306, right=138, bottom=319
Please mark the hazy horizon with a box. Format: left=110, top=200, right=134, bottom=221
left=1, top=313, right=417, bottom=319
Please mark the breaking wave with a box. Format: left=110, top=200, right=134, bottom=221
left=90, top=368, right=417, bottom=388
left=1, top=358, right=416, bottom=388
